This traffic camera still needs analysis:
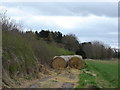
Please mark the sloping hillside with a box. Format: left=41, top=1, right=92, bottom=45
left=2, top=30, right=74, bottom=88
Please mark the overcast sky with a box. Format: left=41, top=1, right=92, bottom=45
left=0, top=2, right=118, bottom=48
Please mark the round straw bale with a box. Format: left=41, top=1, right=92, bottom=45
left=52, top=56, right=67, bottom=69
left=68, top=55, right=84, bottom=69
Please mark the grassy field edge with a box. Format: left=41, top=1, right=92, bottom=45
left=76, top=59, right=118, bottom=88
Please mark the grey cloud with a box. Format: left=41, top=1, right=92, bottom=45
left=2, top=2, right=118, bottom=17
left=1, top=2, right=118, bottom=48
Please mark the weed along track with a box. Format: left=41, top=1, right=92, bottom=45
left=26, top=68, right=80, bottom=88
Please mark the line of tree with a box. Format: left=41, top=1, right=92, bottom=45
left=34, top=30, right=119, bottom=59
left=76, top=41, right=115, bottom=59
left=34, top=30, right=80, bottom=52
left=35, top=30, right=62, bottom=43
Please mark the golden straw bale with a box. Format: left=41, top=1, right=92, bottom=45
left=52, top=57, right=67, bottom=69
left=68, top=55, right=84, bottom=69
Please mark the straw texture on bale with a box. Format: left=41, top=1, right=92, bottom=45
left=52, top=55, right=84, bottom=69
left=68, top=55, right=84, bottom=69
left=52, top=57, right=67, bottom=69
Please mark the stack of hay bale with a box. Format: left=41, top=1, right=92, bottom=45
left=51, top=55, right=84, bottom=69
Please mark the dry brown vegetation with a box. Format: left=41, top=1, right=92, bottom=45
left=17, top=67, right=80, bottom=88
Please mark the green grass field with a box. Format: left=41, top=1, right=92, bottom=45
left=76, top=59, right=118, bottom=88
